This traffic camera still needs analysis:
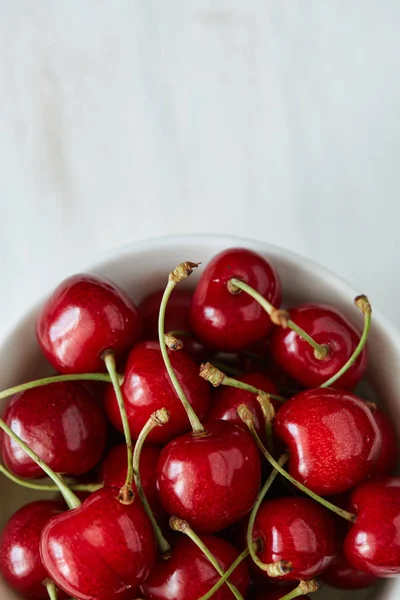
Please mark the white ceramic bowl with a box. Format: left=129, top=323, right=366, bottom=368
left=0, top=234, right=399, bottom=600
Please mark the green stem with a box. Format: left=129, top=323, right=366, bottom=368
left=228, top=279, right=329, bottom=359
left=0, top=373, right=120, bottom=402
left=199, top=363, right=286, bottom=404
left=44, top=579, right=58, bottom=600
left=0, top=463, right=102, bottom=493
left=208, top=359, right=242, bottom=378
left=321, top=295, right=371, bottom=388
left=198, top=547, right=250, bottom=600
left=133, top=409, right=171, bottom=557
left=247, top=454, right=292, bottom=576
left=103, top=352, right=134, bottom=502
left=170, top=517, right=244, bottom=600
left=158, top=264, right=204, bottom=435
left=277, top=580, right=319, bottom=599
left=237, top=405, right=356, bottom=523
left=0, top=419, right=80, bottom=509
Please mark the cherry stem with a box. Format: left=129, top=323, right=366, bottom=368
left=158, top=262, right=205, bottom=435
left=0, top=419, right=80, bottom=509
left=44, top=579, right=58, bottom=600
left=133, top=408, right=172, bottom=558
left=199, top=363, right=286, bottom=403
left=247, top=453, right=292, bottom=576
left=198, top=547, right=250, bottom=600
left=0, top=372, right=122, bottom=403
left=0, top=463, right=102, bottom=493
left=237, top=405, right=356, bottom=523
left=256, top=393, right=275, bottom=453
left=169, top=517, right=245, bottom=600
left=277, top=580, right=320, bottom=600
left=320, top=295, right=371, bottom=388
left=103, top=351, right=134, bottom=502
left=228, top=279, right=329, bottom=359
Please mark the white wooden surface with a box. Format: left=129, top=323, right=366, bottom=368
left=1, top=1, right=400, bottom=337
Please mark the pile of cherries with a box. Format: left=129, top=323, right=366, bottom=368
left=0, top=247, right=399, bottom=600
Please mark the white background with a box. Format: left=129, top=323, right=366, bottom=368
left=1, top=1, right=399, bottom=336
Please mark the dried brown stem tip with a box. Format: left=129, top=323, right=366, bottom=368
left=365, top=401, right=377, bottom=414
left=164, top=333, right=184, bottom=351
left=118, top=485, right=135, bottom=505
left=263, top=559, right=292, bottom=577
left=169, top=516, right=190, bottom=533
left=227, top=280, right=242, bottom=295
left=355, top=295, right=372, bottom=316
left=270, top=308, right=290, bottom=328
left=299, top=579, right=320, bottom=594
left=169, top=262, right=200, bottom=283
left=237, top=404, right=255, bottom=426
left=257, top=392, right=276, bottom=422
left=199, top=363, right=225, bottom=387
left=152, top=408, right=170, bottom=427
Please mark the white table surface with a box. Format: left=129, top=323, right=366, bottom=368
left=1, top=1, right=399, bottom=339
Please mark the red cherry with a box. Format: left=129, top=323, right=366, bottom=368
left=100, top=442, right=164, bottom=518
left=370, top=407, right=398, bottom=477
left=40, top=487, right=157, bottom=600
left=344, top=477, right=400, bottom=577
left=190, top=248, right=282, bottom=352
left=37, top=274, right=142, bottom=373
left=252, top=497, right=337, bottom=581
left=156, top=420, right=261, bottom=534
left=0, top=500, right=66, bottom=600
left=1, top=382, right=106, bottom=478
left=271, top=305, right=368, bottom=389
left=322, top=551, right=377, bottom=589
left=207, top=372, right=279, bottom=441
left=141, top=534, right=249, bottom=600
left=104, top=341, right=210, bottom=444
left=274, top=388, right=381, bottom=495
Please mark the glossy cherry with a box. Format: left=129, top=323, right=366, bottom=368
left=37, top=273, right=142, bottom=373
left=100, top=442, right=164, bottom=519
left=251, top=497, right=337, bottom=581
left=1, top=382, right=106, bottom=478
left=271, top=304, right=368, bottom=389
left=322, top=552, right=377, bottom=590
left=370, top=407, right=398, bottom=477
left=0, top=500, right=66, bottom=600
left=344, top=477, right=400, bottom=577
left=207, top=372, right=279, bottom=441
left=40, top=487, right=157, bottom=600
left=190, top=248, right=282, bottom=352
left=274, top=388, right=381, bottom=495
left=104, top=341, right=210, bottom=444
left=141, top=534, right=249, bottom=600
left=156, top=420, right=261, bottom=533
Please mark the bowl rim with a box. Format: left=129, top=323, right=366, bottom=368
left=1, top=233, right=399, bottom=352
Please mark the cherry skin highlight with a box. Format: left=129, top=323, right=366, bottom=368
left=344, top=477, right=400, bottom=577
left=369, top=407, right=399, bottom=477
left=0, top=500, right=66, bottom=600
left=274, top=388, right=381, bottom=495
left=40, top=487, right=157, bottom=600
left=190, top=248, right=282, bottom=352
left=207, top=372, right=279, bottom=442
left=104, top=341, right=210, bottom=444
left=141, top=534, right=249, bottom=600
left=271, top=304, right=368, bottom=389
left=1, top=382, right=106, bottom=478
left=156, top=421, right=261, bottom=534
left=100, top=442, right=164, bottom=519
left=37, top=273, right=142, bottom=373
left=252, top=496, right=337, bottom=581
